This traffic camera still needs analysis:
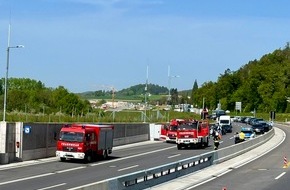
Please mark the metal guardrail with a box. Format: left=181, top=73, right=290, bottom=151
left=213, top=128, right=274, bottom=164
left=70, top=128, right=275, bottom=190
left=109, top=153, right=213, bottom=190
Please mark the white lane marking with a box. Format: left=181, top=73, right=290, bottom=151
left=67, top=180, right=107, bottom=190
left=0, top=158, right=59, bottom=171
left=0, top=146, right=175, bottom=186
left=118, top=165, right=139, bottom=171
left=215, top=169, right=233, bottom=177
left=90, top=146, right=175, bottom=166
left=275, top=172, right=286, bottom=180
left=168, top=154, right=181, bottom=158
left=0, top=173, right=54, bottom=186
left=55, top=166, right=86, bottom=173
left=37, top=183, right=66, bottom=190
left=184, top=176, right=217, bottom=189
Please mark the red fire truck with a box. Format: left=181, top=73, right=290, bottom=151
left=176, top=120, right=210, bottom=149
left=56, top=123, right=114, bottom=162
left=160, top=119, right=185, bottom=143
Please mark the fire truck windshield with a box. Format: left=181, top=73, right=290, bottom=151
left=178, top=123, right=198, bottom=130
left=169, top=126, right=178, bottom=131
left=59, top=132, right=84, bottom=142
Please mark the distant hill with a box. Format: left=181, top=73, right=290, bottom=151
left=77, top=83, right=170, bottom=100
left=118, top=83, right=168, bottom=96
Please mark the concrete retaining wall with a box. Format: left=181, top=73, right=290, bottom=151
left=0, top=122, right=150, bottom=163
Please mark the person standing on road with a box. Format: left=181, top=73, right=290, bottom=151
left=213, top=130, right=221, bottom=150
left=234, top=132, right=240, bottom=144
left=239, top=131, right=245, bottom=142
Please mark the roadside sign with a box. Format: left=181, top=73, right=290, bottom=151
left=235, top=102, right=242, bottom=111
left=24, top=126, right=31, bottom=134
left=270, top=111, right=275, bottom=120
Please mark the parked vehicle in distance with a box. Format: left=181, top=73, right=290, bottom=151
left=240, top=116, right=247, bottom=123
left=240, top=126, right=256, bottom=140
left=56, top=123, right=114, bottom=162
left=251, top=123, right=265, bottom=134
left=243, top=116, right=253, bottom=124
left=258, top=120, right=272, bottom=132
left=250, top=118, right=264, bottom=125
left=232, top=116, right=241, bottom=122
left=247, top=117, right=256, bottom=125
left=211, top=109, right=226, bottom=120
left=219, top=115, right=232, bottom=133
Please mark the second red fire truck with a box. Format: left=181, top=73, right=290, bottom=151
left=160, top=119, right=186, bottom=143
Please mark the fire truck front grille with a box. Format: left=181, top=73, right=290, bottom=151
left=180, top=135, right=194, bottom=138
left=63, top=146, right=77, bottom=152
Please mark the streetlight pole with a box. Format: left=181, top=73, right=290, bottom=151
left=167, top=65, right=179, bottom=105
left=144, top=65, right=149, bottom=123
left=3, top=45, right=24, bottom=121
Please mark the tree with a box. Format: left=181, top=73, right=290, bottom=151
left=191, top=79, right=198, bottom=105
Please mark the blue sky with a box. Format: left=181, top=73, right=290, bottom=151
left=0, top=0, right=290, bottom=93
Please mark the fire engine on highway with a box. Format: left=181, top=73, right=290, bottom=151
left=176, top=120, right=210, bottom=149
left=56, top=123, right=114, bottom=162
left=160, top=119, right=186, bottom=143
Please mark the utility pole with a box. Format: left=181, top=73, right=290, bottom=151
left=144, top=65, right=149, bottom=123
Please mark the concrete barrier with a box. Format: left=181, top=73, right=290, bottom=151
left=0, top=153, right=9, bottom=164
left=113, top=134, right=149, bottom=146
left=213, top=128, right=274, bottom=164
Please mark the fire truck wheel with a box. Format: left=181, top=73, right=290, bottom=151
left=177, top=144, right=182, bottom=150
left=84, top=153, right=92, bottom=163
left=103, top=150, right=108, bottom=159
left=60, top=157, right=66, bottom=162
left=205, top=138, right=209, bottom=147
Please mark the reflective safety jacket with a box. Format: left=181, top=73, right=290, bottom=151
left=239, top=132, right=245, bottom=140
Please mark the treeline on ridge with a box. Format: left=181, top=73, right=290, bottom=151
left=190, top=43, right=290, bottom=113
left=0, top=78, right=91, bottom=116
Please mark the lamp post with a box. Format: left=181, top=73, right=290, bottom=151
left=144, top=65, right=149, bottom=123
left=167, top=65, right=179, bottom=105
left=3, top=45, right=24, bottom=121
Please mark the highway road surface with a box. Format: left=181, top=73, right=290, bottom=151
left=151, top=123, right=287, bottom=190
left=191, top=124, right=288, bottom=190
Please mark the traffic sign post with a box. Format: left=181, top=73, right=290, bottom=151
left=235, top=102, right=242, bottom=114
left=270, top=111, right=275, bottom=121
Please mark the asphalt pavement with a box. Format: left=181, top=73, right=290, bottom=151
left=149, top=126, right=285, bottom=190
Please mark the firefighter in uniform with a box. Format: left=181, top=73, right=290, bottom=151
left=213, top=130, right=221, bottom=150
left=234, top=132, right=240, bottom=144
